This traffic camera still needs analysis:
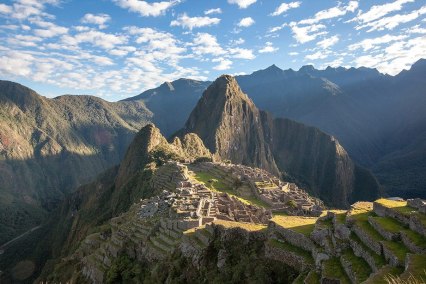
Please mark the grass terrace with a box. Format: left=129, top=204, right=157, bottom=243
left=382, top=240, right=410, bottom=264
left=350, top=233, right=386, bottom=267
left=342, top=249, right=372, bottom=282
left=213, top=220, right=267, bottom=232
left=192, top=171, right=271, bottom=208
left=364, top=266, right=403, bottom=284
left=375, top=198, right=426, bottom=227
left=267, top=239, right=314, bottom=265
left=304, top=270, right=320, bottom=284
left=254, top=181, right=278, bottom=190
left=322, top=257, right=351, bottom=284
left=370, top=216, right=405, bottom=233
left=400, top=254, right=426, bottom=281
left=272, top=215, right=318, bottom=236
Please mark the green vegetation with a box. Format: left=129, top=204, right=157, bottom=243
left=342, top=249, right=372, bottom=282
left=350, top=233, right=386, bottom=267
left=402, top=229, right=426, bottom=249
left=304, top=270, right=320, bottom=284
left=382, top=240, right=410, bottom=264
left=371, top=216, right=406, bottom=233
left=364, top=266, right=403, bottom=284
left=268, top=239, right=314, bottom=265
left=322, top=257, right=351, bottom=284
left=106, top=254, right=143, bottom=283
left=255, top=181, right=277, bottom=190
left=213, top=220, right=267, bottom=232
left=192, top=171, right=271, bottom=208
left=272, top=215, right=318, bottom=236
left=375, top=199, right=426, bottom=227
left=400, top=254, right=426, bottom=282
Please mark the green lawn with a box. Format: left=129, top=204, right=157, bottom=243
left=268, top=239, right=314, bottom=264
left=271, top=215, right=317, bottom=236
left=350, top=233, right=386, bottom=267
left=382, top=240, right=410, bottom=265
left=322, top=257, right=351, bottom=284
left=192, top=171, right=271, bottom=208
left=363, top=265, right=403, bottom=284
left=375, top=199, right=426, bottom=227
left=342, top=249, right=372, bottom=282
left=400, top=254, right=426, bottom=281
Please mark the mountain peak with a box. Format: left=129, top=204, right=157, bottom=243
left=299, top=64, right=316, bottom=73
left=205, top=74, right=248, bottom=101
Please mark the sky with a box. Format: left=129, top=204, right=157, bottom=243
left=0, top=0, right=425, bottom=101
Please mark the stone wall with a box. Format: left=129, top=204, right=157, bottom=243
left=352, top=224, right=382, bottom=255
left=368, top=217, right=400, bottom=241
left=400, top=231, right=426, bottom=254
left=349, top=238, right=379, bottom=272
left=270, top=222, right=316, bottom=252
left=381, top=242, right=401, bottom=267
left=373, top=202, right=410, bottom=226
left=264, top=241, right=313, bottom=272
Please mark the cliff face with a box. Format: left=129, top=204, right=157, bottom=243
left=178, top=75, right=380, bottom=208
left=182, top=75, right=279, bottom=175
left=0, top=80, right=152, bottom=244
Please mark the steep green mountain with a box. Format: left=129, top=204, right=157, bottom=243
left=0, top=123, right=212, bottom=283
left=0, top=80, right=152, bottom=244
left=123, top=79, right=211, bottom=137
left=176, top=75, right=380, bottom=208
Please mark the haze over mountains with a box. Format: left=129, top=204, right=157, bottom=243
left=126, top=58, right=426, bottom=199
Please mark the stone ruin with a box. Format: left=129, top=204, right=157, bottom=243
left=196, top=162, right=324, bottom=216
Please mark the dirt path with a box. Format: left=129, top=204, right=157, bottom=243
left=0, top=225, right=42, bottom=254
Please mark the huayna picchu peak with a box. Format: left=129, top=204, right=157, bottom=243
left=177, top=75, right=380, bottom=208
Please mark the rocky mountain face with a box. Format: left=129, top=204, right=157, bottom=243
left=0, top=80, right=152, bottom=244
left=237, top=60, right=426, bottom=199
left=123, top=78, right=211, bottom=137
left=176, top=75, right=380, bottom=208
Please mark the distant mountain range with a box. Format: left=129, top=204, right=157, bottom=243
left=125, top=58, right=426, bottom=199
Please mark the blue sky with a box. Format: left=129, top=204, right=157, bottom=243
left=0, top=0, right=425, bottom=101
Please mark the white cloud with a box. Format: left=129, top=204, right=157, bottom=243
left=81, top=13, right=111, bottom=29
left=289, top=52, right=299, bottom=56
left=259, top=42, right=279, bottom=53
left=229, top=38, right=245, bottom=45
left=0, top=4, right=13, bottom=14
left=353, top=0, right=414, bottom=24
left=32, top=21, right=68, bottom=38
left=353, top=35, right=426, bottom=75
left=289, top=22, right=327, bottom=43
left=228, top=0, right=256, bottom=9
left=299, top=1, right=358, bottom=25
left=113, top=0, right=179, bottom=17
left=406, top=24, right=426, bottom=34
left=170, top=13, right=220, bottom=30
left=237, top=17, right=254, bottom=27
left=271, top=1, right=301, bottom=16
left=348, top=34, right=407, bottom=51
left=305, top=51, right=328, bottom=60
left=61, top=30, right=128, bottom=49
left=229, top=47, right=255, bottom=59
left=204, top=8, right=222, bottom=15
left=317, top=35, right=339, bottom=49
left=212, top=58, right=232, bottom=70
left=0, top=51, right=34, bottom=76
left=191, top=32, right=226, bottom=56
left=357, top=6, right=426, bottom=32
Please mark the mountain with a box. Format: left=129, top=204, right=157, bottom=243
left=0, top=80, right=152, bottom=244
left=125, top=59, right=425, bottom=199
left=123, top=78, right=211, bottom=137
left=0, top=123, right=212, bottom=283
left=236, top=60, right=426, bottom=198
left=176, top=75, right=380, bottom=207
